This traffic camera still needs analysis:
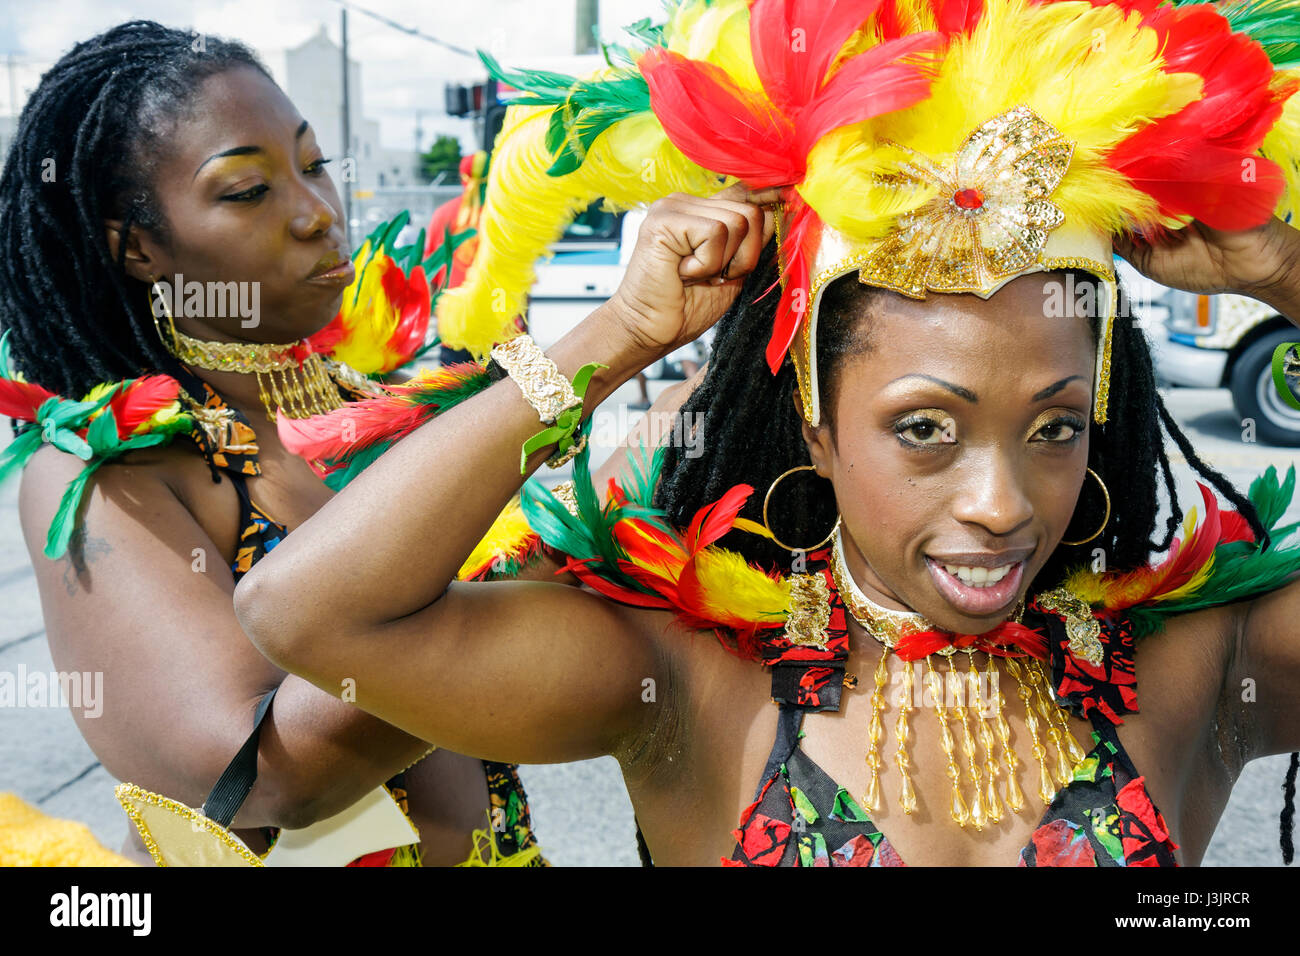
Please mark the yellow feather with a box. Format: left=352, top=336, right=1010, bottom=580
left=438, top=97, right=719, bottom=357
left=693, top=547, right=790, bottom=625
left=436, top=104, right=596, bottom=357
left=456, top=496, right=537, bottom=580
left=666, top=0, right=761, bottom=92
left=807, top=0, right=1202, bottom=240
left=331, top=245, right=402, bottom=373
left=1261, top=69, right=1300, bottom=227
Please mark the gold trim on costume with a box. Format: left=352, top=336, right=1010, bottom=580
left=780, top=107, right=1118, bottom=429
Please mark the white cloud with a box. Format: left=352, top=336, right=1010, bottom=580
left=2, top=0, right=664, bottom=148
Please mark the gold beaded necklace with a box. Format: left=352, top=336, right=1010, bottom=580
left=160, top=325, right=347, bottom=422
left=827, top=529, right=1087, bottom=830
left=150, top=286, right=348, bottom=422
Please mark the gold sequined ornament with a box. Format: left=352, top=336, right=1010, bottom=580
left=858, top=106, right=1073, bottom=298
left=787, top=107, right=1119, bottom=430
left=827, top=527, right=1086, bottom=830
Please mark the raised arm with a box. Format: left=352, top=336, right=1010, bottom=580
left=1116, top=213, right=1300, bottom=757
left=235, top=188, right=774, bottom=764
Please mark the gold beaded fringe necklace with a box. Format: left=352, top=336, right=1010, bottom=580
left=827, top=530, right=1087, bottom=830
left=150, top=283, right=347, bottom=422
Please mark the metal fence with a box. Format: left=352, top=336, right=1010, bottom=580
left=349, top=185, right=464, bottom=248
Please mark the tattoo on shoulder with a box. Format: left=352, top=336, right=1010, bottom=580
left=61, top=523, right=113, bottom=595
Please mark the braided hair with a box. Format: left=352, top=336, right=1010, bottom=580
left=655, top=239, right=1299, bottom=862
left=0, top=20, right=271, bottom=399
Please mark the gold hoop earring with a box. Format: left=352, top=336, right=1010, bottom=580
left=761, top=464, right=841, bottom=552
left=148, top=278, right=180, bottom=354
left=1061, top=467, right=1111, bottom=546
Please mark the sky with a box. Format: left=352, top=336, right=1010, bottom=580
left=0, top=0, right=664, bottom=149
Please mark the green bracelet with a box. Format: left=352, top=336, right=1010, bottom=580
left=517, top=362, right=605, bottom=473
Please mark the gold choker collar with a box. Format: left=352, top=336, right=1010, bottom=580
left=828, top=528, right=1027, bottom=647
left=155, top=317, right=346, bottom=422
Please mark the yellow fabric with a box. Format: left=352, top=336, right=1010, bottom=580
left=0, top=793, right=135, bottom=867
left=456, top=825, right=546, bottom=867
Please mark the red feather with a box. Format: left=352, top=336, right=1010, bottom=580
left=1031, top=0, right=1163, bottom=14
left=1219, top=508, right=1256, bottom=545
left=766, top=195, right=817, bottom=373
left=386, top=265, right=431, bottom=361
left=1150, top=482, right=1222, bottom=595
left=562, top=556, right=675, bottom=609
left=107, top=375, right=182, bottom=438
left=305, top=315, right=347, bottom=355
left=931, top=0, right=985, bottom=34
left=640, top=48, right=797, bottom=186
left=1106, top=4, right=1294, bottom=229
left=277, top=399, right=430, bottom=462
left=642, top=3, right=938, bottom=189
left=614, top=517, right=687, bottom=572
left=748, top=0, right=886, bottom=112
left=0, top=377, right=56, bottom=422
left=796, top=32, right=943, bottom=157
left=684, top=482, right=754, bottom=553
left=1099, top=481, right=1226, bottom=610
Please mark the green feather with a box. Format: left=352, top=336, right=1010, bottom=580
left=478, top=50, right=582, bottom=104
left=479, top=49, right=652, bottom=178
left=323, top=441, right=393, bottom=491
left=1220, top=0, right=1300, bottom=68
left=84, top=407, right=121, bottom=455
left=1130, top=464, right=1300, bottom=636
left=619, top=16, right=665, bottom=49
left=520, top=431, right=680, bottom=600
left=0, top=428, right=44, bottom=483
left=44, top=463, right=102, bottom=560
left=520, top=422, right=635, bottom=585
left=0, top=329, right=14, bottom=379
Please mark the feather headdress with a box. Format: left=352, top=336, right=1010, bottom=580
left=438, top=0, right=1300, bottom=427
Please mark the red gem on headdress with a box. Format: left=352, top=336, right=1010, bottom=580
left=953, top=187, right=984, bottom=210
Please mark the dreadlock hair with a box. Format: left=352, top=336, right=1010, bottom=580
left=0, top=20, right=272, bottom=400
left=655, top=237, right=1297, bottom=860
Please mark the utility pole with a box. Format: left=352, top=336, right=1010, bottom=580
left=340, top=9, right=354, bottom=246
left=575, top=0, right=598, bottom=54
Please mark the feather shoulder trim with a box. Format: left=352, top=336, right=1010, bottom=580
left=524, top=431, right=1300, bottom=654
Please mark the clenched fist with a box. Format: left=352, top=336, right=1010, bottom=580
left=605, top=184, right=779, bottom=359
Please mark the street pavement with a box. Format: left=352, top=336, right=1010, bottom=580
left=1, top=384, right=1297, bottom=866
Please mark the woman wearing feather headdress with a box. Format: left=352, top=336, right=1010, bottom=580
left=243, top=0, right=1300, bottom=866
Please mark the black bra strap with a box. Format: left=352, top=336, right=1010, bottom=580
left=202, top=687, right=279, bottom=828
left=752, top=703, right=805, bottom=803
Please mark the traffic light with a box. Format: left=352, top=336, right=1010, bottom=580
left=444, top=80, right=498, bottom=119
left=444, top=84, right=471, bottom=117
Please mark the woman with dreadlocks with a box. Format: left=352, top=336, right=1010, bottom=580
left=0, top=20, right=555, bottom=866
left=241, top=0, right=1300, bottom=866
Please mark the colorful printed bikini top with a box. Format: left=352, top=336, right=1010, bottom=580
left=728, top=546, right=1177, bottom=868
